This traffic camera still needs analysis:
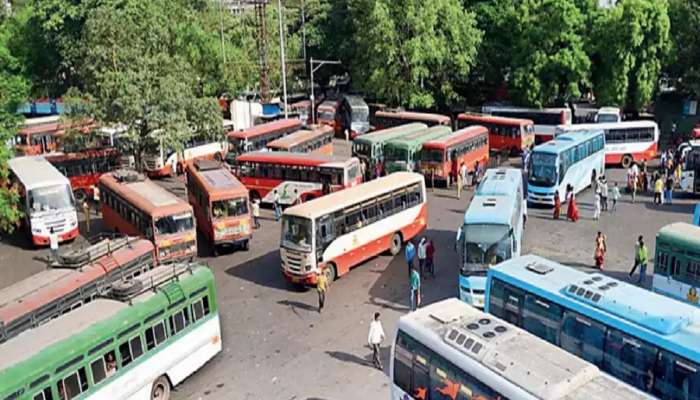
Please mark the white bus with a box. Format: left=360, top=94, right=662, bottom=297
left=555, top=120, right=659, bottom=168
left=143, top=131, right=228, bottom=178
left=482, top=105, right=572, bottom=143
left=527, top=129, right=606, bottom=205
left=280, top=172, right=427, bottom=286
left=392, top=298, right=654, bottom=400
left=9, top=156, right=79, bottom=247
left=680, top=141, right=700, bottom=195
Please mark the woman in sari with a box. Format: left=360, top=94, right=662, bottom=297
left=566, top=184, right=579, bottom=222
left=553, top=190, right=561, bottom=220
left=594, top=231, right=607, bottom=270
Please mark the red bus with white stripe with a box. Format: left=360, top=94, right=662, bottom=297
left=456, top=113, right=534, bottom=154
left=420, top=125, right=490, bottom=186
left=226, top=119, right=302, bottom=161
left=555, top=120, right=659, bottom=167
left=373, top=110, right=451, bottom=130
left=280, top=172, right=427, bottom=286
left=99, top=171, right=197, bottom=263
left=266, top=125, right=334, bottom=156
left=0, top=236, right=154, bottom=343
left=231, top=152, right=362, bottom=206
left=45, top=147, right=120, bottom=202
left=14, top=117, right=96, bottom=156
left=482, top=105, right=571, bottom=143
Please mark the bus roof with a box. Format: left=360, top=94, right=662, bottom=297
left=457, top=113, right=534, bottom=126
left=399, top=299, right=652, bottom=400
left=344, top=95, right=368, bottom=110
left=533, top=130, right=604, bottom=155
left=354, top=123, right=428, bottom=145
left=43, top=147, right=119, bottom=163
left=266, top=125, right=333, bottom=149
left=227, top=118, right=302, bottom=140
left=385, top=126, right=452, bottom=149
left=284, top=172, right=423, bottom=220
left=318, top=100, right=339, bottom=111
left=423, top=125, right=488, bottom=150
left=463, top=191, right=519, bottom=226
left=656, top=222, right=700, bottom=250
left=475, top=168, right=522, bottom=197
left=556, top=120, right=658, bottom=131
left=482, top=105, right=570, bottom=113
left=99, top=172, right=192, bottom=218
left=490, top=255, right=700, bottom=361
left=187, top=162, right=247, bottom=200
left=8, top=156, right=70, bottom=191
left=375, top=110, right=451, bottom=124
left=235, top=151, right=353, bottom=168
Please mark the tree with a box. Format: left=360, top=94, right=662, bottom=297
left=348, top=0, right=482, bottom=109
left=507, top=0, right=591, bottom=107
left=667, top=0, right=700, bottom=95
left=0, top=14, right=29, bottom=232
left=591, top=0, right=670, bottom=111
left=74, top=0, right=222, bottom=169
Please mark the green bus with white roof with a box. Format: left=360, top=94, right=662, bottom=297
left=351, top=123, right=427, bottom=178
left=0, top=263, right=220, bottom=400
left=653, top=222, right=700, bottom=307
left=383, top=126, right=452, bottom=174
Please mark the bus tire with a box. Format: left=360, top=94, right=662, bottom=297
left=73, top=189, right=87, bottom=203
left=151, top=375, right=171, bottom=400
left=389, top=233, right=402, bottom=256
left=621, top=154, right=633, bottom=169
left=324, top=263, right=337, bottom=283
left=214, top=152, right=223, bottom=162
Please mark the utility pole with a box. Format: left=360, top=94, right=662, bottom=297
left=277, top=0, right=288, bottom=118
left=310, top=58, right=341, bottom=125
left=218, top=0, right=227, bottom=64
left=254, top=1, right=271, bottom=102
left=301, top=0, right=307, bottom=77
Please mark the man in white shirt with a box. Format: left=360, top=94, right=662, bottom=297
left=417, top=237, right=427, bottom=277
left=368, top=312, right=385, bottom=370
left=49, top=227, right=59, bottom=262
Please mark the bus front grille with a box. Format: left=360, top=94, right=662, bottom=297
left=284, top=250, right=305, bottom=273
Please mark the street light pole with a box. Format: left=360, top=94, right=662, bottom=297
left=310, top=58, right=341, bottom=125
left=277, top=0, right=288, bottom=118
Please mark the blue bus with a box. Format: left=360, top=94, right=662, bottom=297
left=527, top=129, right=605, bottom=205
left=485, top=254, right=700, bottom=398
left=693, top=203, right=700, bottom=226
left=456, top=168, right=524, bottom=308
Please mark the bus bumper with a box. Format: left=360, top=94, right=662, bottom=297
left=527, top=190, right=555, bottom=206
left=32, top=226, right=79, bottom=246
left=282, top=269, right=318, bottom=286
left=459, top=276, right=486, bottom=309
left=145, top=164, right=174, bottom=178
left=214, top=235, right=251, bottom=248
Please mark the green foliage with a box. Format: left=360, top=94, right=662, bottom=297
left=667, top=0, right=700, bottom=95
left=348, top=0, right=481, bottom=109
left=591, top=0, right=670, bottom=111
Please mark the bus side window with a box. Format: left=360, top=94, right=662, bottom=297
left=560, top=310, right=605, bottom=367
left=33, top=387, right=53, bottom=400
left=169, top=308, right=190, bottom=335
left=90, top=350, right=117, bottom=385
left=522, top=294, right=563, bottom=345
left=145, top=320, right=168, bottom=350
left=56, top=367, right=89, bottom=400
left=656, top=251, right=668, bottom=274
left=653, top=351, right=700, bottom=399
left=191, top=296, right=211, bottom=322
left=118, top=335, right=144, bottom=367
left=603, top=327, right=658, bottom=393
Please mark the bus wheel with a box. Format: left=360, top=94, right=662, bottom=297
left=151, top=376, right=171, bottom=400
left=389, top=233, right=402, bottom=256
left=324, top=263, right=337, bottom=283
left=621, top=154, right=633, bottom=169
left=73, top=189, right=87, bottom=203
left=214, top=152, right=223, bottom=162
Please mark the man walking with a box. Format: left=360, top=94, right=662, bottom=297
left=600, top=176, right=609, bottom=211
left=368, top=312, right=385, bottom=370
left=405, top=240, right=415, bottom=278
left=410, top=267, right=421, bottom=311
left=49, top=227, right=59, bottom=262
left=628, top=236, right=649, bottom=285
left=252, top=199, right=261, bottom=229
left=426, top=239, right=435, bottom=278
left=273, top=190, right=281, bottom=221
left=664, top=174, right=674, bottom=205
left=316, top=270, right=328, bottom=313
left=611, top=182, right=621, bottom=212
left=417, top=237, right=427, bottom=277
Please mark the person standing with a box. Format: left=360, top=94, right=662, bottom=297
left=631, top=173, right=638, bottom=203
left=553, top=190, right=561, bottom=219
left=654, top=174, right=663, bottom=205
left=405, top=241, right=415, bottom=278
left=273, top=190, right=282, bottom=221
left=252, top=199, right=261, bottom=229
left=593, top=192, right=601, bottom=220
left=629, top=236, right=649, bottom=285
left=49, top=227, right=59, bottom=262
left=456, top=168, right=462, bottom=199
left=459, top=162, right=468, bottom=189
left=611, top=182, right=621, bottom=212
left=426, top=239, right=435, bottom=278
left=594, top=231, right=607, bottom=270
left=368, top=312, right=385, bottom=370
left=640, top=158, right=648, bottom=191
left=522, top=198, right=528, bottom=228
left=82, top=200, right=91, bottom=234
left=665, top=174, right=674, bottom=205
left=410, top=267, right=421, bottom=312
left=316, top=270, right=328, bottom=313
left=566, top=185, right=579, bottom=222
left=417, top=237, right=427, bottom=278
left=472, top=160, right=481, bottom=187
left=600, top=176, right=609, bottom=211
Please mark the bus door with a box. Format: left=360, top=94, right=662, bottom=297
left=502, top=284, right=525, bottom=326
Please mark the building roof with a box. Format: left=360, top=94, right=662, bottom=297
left=8, top=156, right=70, bottom=190
left=284, top=172, right=423, bottom=220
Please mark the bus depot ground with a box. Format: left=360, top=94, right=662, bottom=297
left=0, top=139, right=695, bottom=400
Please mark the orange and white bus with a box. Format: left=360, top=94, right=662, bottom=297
left=481, top=105, right=572, bottom=143
left=186, top=160, right=252, bottom=253
left=457, top=113, right=534, bottom=154
left=280, top=172, right=427, bottom=286
left=420, top=125, right=490, bottom=186
left=14, top=117, right=96, bottom=156
left=372, top=111, right=451, bottom=130
left=232, top=151, right=362, bottom=206
left=265, top=125, right=334, bottom=155
left=98, top=170, right=197, bottom=263
left=226, top=119, right=302, bottom=162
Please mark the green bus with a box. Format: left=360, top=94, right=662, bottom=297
left=383, top=126, right=452, bottom=174
left=652, top=222, right=700, bottom=306
left=0, top=263, right=221, bottom=400
left=351, top=123, right=427, bottom=178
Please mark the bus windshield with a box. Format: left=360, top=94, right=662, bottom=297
left=212, top=197, right=248, bottom=219
left=29, top=184, right=74, bottom=214
left=529, top=153, right=558, bottom=187
left=422, top=149, right=444, bottom=162
left=352, top=109, right=369, bottom=122
left=155, top=212, right=194, bottom=235
left=385, top=146, right=409, bottom=162
left=353, top=142, right=371, bottom=158
left=281, top=215, right=312, bottom=251
left=462, top=224, right=511, bottom=271
left=318, top=111, right=335, bottom=121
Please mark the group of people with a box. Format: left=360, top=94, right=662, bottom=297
left=628, top=153, right=682, bottom=206
left=405, top=238, right=437, bottom=311
left=455, top=160, right=482, bottom=199
left=552, top=184, right=582, bottom=222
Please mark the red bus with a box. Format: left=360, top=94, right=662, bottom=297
left=372, top=110, right=451, bottom=130
left=45, top=147, right=120, bottom=202
left=420, top=125, right=490, bottom=186
left=265, top=125, right=334, bottom=156
left=232, top=151, right=362, bottom=206
left=0, top=236, right=154, bottom=343
left=227, top=119, right=302, bottom=161
left=14, top=117, right=96, bottom=156
left=481, top=105, right=572, bottom=143
left=316, top=100, right=341, bottom=135
left=99, top=170, right=197, bottom=263
left=186, top=160, right=252, bottom=253
left=457, top=113, right=535, bottom=154
left=289, top=100, right=312, bottom=125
